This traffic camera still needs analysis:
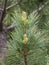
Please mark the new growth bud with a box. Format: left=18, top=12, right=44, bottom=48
left=22, top=11, right=28, bottom=25
left=22, top=11, right=27, bottom=21
left=23, top=34, right=28, bottom=44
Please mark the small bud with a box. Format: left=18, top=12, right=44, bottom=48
left=24, top=34, right=27, bottom=37
left=22, top=11, right=28, bottom=25
left=23, top=34, right=28, bottom=44
left=22, top=11, right=27, bottom=21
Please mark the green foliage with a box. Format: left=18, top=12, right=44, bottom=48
left=0, top=0, right=49, bottom=65
left=5, top=12, right=49, bottom=65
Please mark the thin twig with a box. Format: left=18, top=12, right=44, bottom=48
left=6, top=22, right=16, bottom=30
left=6, top=0, right=22, bottom=10
left=32, top=1, right=49, bottom=15
left=0, top=0, right=22, bottom=11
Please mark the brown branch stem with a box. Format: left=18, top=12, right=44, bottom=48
left=23, top=22, right=28, bottom=65
left=6, top=22, right=16, bottom=31
left=0, top=0, right=7, bottom=31
left=23, top=50, right=28, bottom=65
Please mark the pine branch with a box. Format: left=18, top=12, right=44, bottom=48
left=23, top=17, right=28, bottom=65
left=6, top=0, right=22, bottom=10
left=6, top=22, right=16, bottom=31
left=32, top=1, right=49, bottom=15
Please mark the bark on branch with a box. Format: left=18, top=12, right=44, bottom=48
left=0, top=0, right=7, bottom=22
left=0, top=0, right=7, bottom=31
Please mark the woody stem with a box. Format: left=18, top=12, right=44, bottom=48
left=23, top=25, right=28, bottom=65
